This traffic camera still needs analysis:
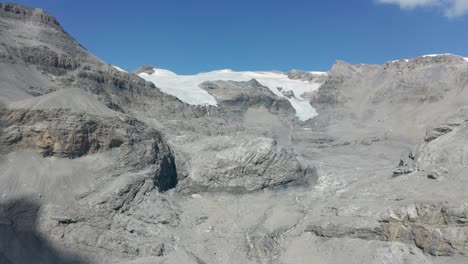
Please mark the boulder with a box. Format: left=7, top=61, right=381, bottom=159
left=175, top=135, right=316, bottom=193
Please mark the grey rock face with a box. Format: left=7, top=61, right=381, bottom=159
left=305, top=202, right=468, bottom=257
left=287, top=70, right=327, bottom=82
left=175, top=136, right=316, bottom=193
left=4, top=45, right=81, bottom=70
left=0, top=3, right=62, bottom=31
left=0, top=3, right=91, bottom=62
left=0, top=109, right=178, bottom=192
left=309, top=61, right=355, bottom=108
left=390, top=106, right=468, bottom=183
left=133, top=65, right=157, bottom=75
left=200, top=79, right=295, bottom=116
left=425, top=107, right=468, bottom=142
left=0, top=2, right=188, bottom=117
left=393, top=152, right=417, bottom=177
left=380, top=203, right=468, bottom=256
left=416, top=113, right=468, bottom=178
left=1, top=3, right=468, bottom=264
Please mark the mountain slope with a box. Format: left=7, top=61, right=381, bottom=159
left=0, top=3, right=467, bottom=264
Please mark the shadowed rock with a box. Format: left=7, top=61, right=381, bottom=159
left=0, top=198, right=87, bottom=263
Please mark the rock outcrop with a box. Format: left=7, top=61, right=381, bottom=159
left=381, top=203, right=468, bottom=256
left=175, top=135, right=316, bottom=193
left=1, top=3, right=468, bottom=264
left=0, top=108, right=178, bottom=192
left=391, top=106, right=468, bottom=181
left=287, top=70, right=328, bottom=82
left=305, top=202, right=468, bottom=257
left=200, top=79, right=295, bottom=117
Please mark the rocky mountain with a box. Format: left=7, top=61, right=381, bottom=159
left=0, top=3, right=467, bottom=264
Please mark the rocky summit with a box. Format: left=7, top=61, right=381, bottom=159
left=0, top=3, right=467, bottom=264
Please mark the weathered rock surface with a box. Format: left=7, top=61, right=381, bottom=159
left=0, top=108, right=178, bottom=192
left=305, top=202, right=468, bottom=257
left=286, top=70, right=327, bottom=82
left=392, top=107, right=468, bottom=182
left=310, top=55, right=468, bottom=143
left=174, top=135, right=316, bottom=193
left=200, top=79, right=294, bottom=116
left=1, top=3, right=468, bottom=264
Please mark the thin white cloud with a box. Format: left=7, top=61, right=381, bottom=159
left=378, top=0, right=468, bottom=17
left=446, top=0, right=468, bottom=17
left=379, top=0, right=438, bottom=8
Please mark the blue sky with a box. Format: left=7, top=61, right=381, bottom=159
left=12, top=0, right=468, bottom=74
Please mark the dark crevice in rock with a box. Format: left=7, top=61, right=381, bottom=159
left=156, top=155, right=178, bottom=192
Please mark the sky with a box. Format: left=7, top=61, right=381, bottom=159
left=11, top=0, right=468, bottom=74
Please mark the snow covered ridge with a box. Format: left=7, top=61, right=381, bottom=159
left=422, top=54, right=468, bottom=61
left=138, top=69, right=324, bottom=121
left=391, top=53, right=468, bottom=63
left=112, top=65, right=128, bottom=73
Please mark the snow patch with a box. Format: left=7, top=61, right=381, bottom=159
left=309, top=71, right=328, bottom=75
left=422, top=53, right=454, bottom=57
left=391, top=53, right=468, bottom=63
left=112, top=66, right=127, bottom=73
left=422, top=54, right=468, bottom=62
left=391, top=59, right=409, bottom=63
left=191, top=194, right=203, bottom=199
left=151, top=68, right=177, bottom=77
left=139, top=69, right=323, bottom=121
left=138, top=71, right=219, bottom=106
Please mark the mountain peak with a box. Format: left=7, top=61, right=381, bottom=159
left=133, top=65, right=158, bottom=75
left=0, top=3, right=63, bottom=31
